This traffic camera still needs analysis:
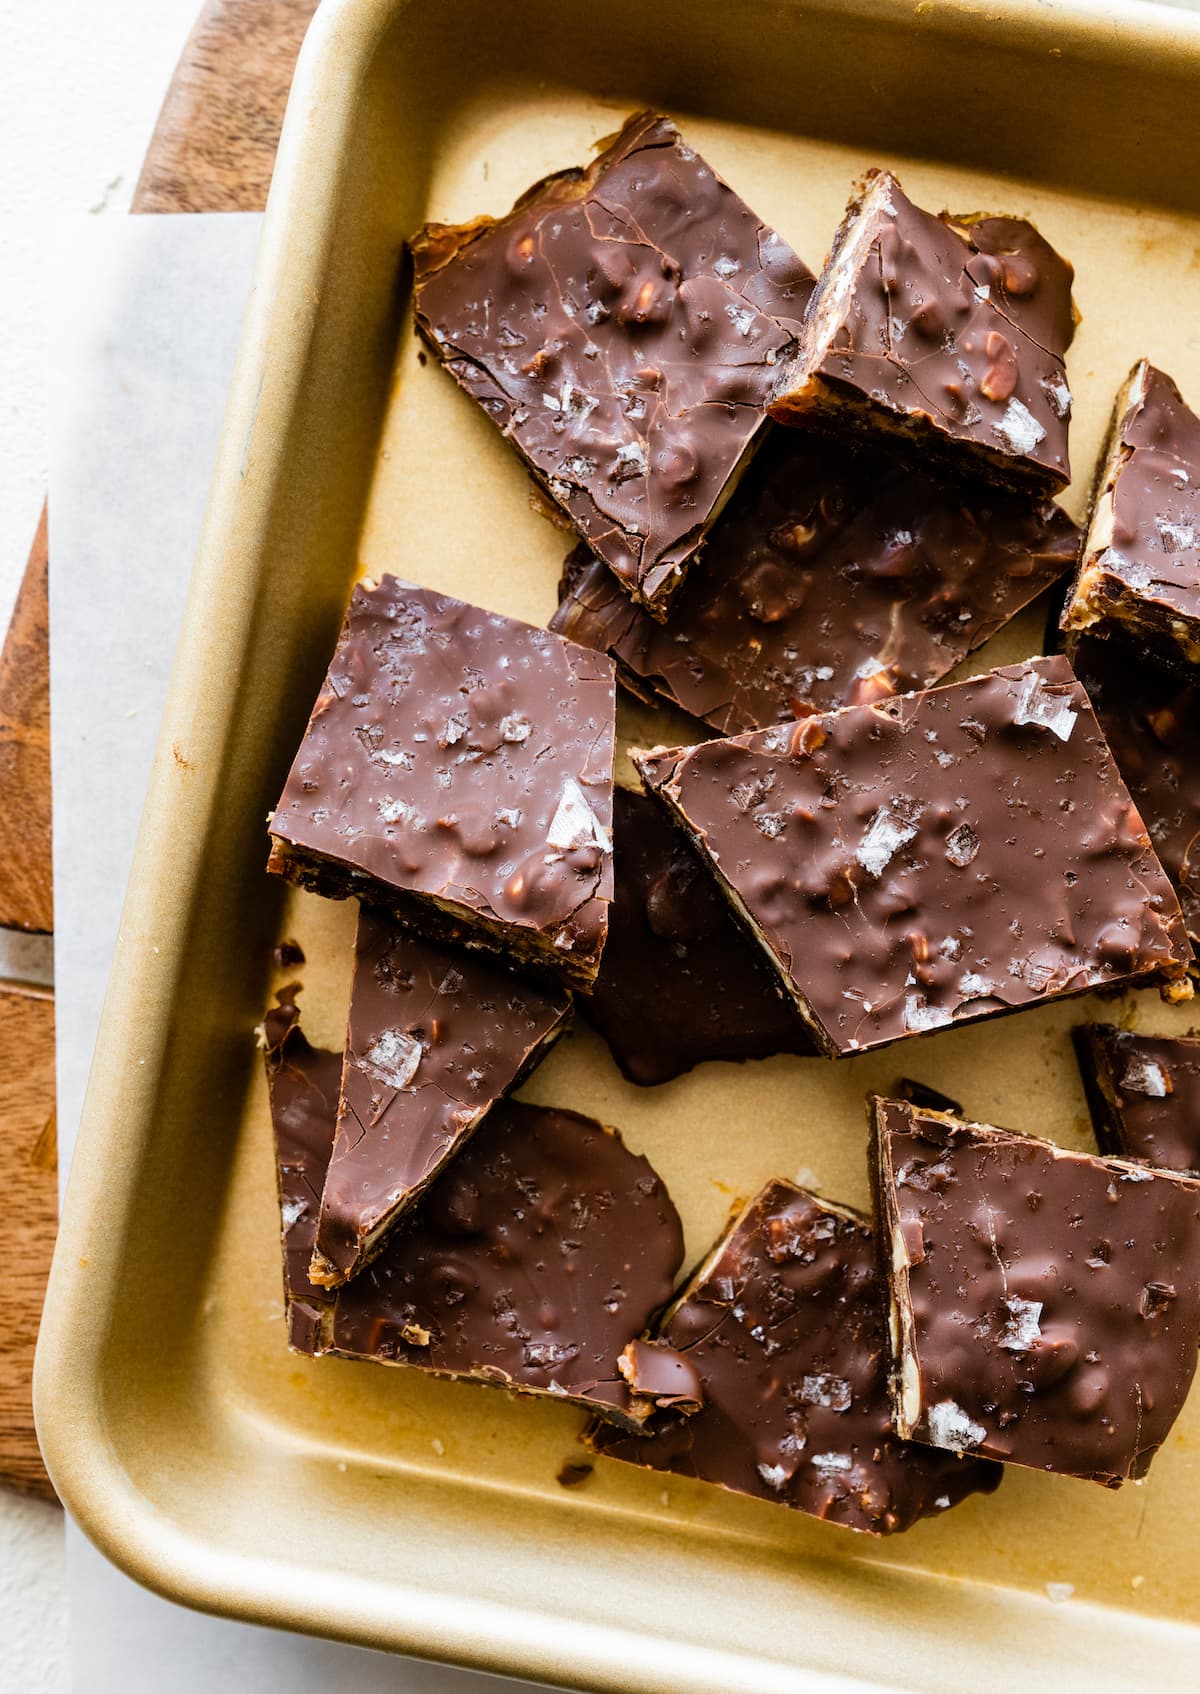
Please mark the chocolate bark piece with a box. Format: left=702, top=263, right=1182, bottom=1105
left=263, top=999, right=685, bottom=1427
left=261, top=989, right=340, bottom=1354
left=770, top=170, right=1076, bottom=494
left=584, top=787, right=812, bottom=1085
left=872, top=1096, right=1200, bottom=1485
left=551, top=432, right=1079, bottom=734
left=1072, top=1023, right=1200, bottom=1173
left=1067, top=628, right=1200, bottom=951
left=635, top=654, right=1192, bottom=1059
left=586, top=1179, right=1001, bottom=1534
left=410, top=111, right=813, bottom=617
left=268, top=576, right=616, bottom=989
left=310, top=908, right=572, bottom=1288
left=1062, top=361, right=1200, bottom=665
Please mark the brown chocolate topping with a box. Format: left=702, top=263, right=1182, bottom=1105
left=873, top=1097, right=1200, bottom=1484
left=263, top=1000, right=684, bottom=1427
left=410, top=111, right=812, bottom=614
left=584, top=787, right=812, bottom=1085
left=311, top=907, right=571, bottom=1286
left=771, top=170, right=1076, bottom=493
left=1063, top=362, right=1200, bottom=664
left=588, top=1180, right=1000, bottom=1534
left=1067, top=628, right=1200, bottom=951
left=268, top=576, right=616, bottom=988
left=1073, top=1023, right=1200, bottom=1173
left=636, top=655, right=1192, bottom=1057
left=552, top=431, right=1078, bottom=734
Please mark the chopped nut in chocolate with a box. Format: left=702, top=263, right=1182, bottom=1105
left=268, top=576, right=616, bottom=988
left=1062, top=361, right=1200, bottom=665
left=583, top=787, right=812, bottom=1085
left=552, top=431, right=1078, bottom=734
left=636, top=655, right=1192, bottom=1057
left=873, top=1096, right=1200, bottom=1484
left=1073, top=1023, right=1200, bottom=1174
left=894, top=1077, right=963, bottom=1117
left=586, top=1180, right=1001, bottom=1533
left=770, top=170, right=1076, bottom=493
left=310, top=907, right=571, bottom=1287
left=1066, top=628, right=1200, bottom=952
left=263, top=996, right=684, bottom=1428
left=410, top=111, right=813, bottom=616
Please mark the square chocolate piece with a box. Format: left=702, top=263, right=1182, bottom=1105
left=584, top=788, right=812, bottom=1085
left=411, top=111, right=813, bottom=616
left=552, top=430, right=1078, bottom=735
left=636, top=655, right=1191, bottom=1057
left=310, top=908, right=571, bottom=1287
left=268, top=576, right=616, bottom=988
left=873, top=1096, right=1200, bottom=1485
left=263, top=994, right=684, bottom=1428
left=1073, top=1023, right=1200, bottom=1174
left=770, top=170, right=1076, bottom=494
left=1066, top=628, right=1200, bottom=951
left=586, top=1179, right=1001, bottom=1534
left=1062, top=361, right=1200, bottom=665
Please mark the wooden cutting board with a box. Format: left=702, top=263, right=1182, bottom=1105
left=0, top=0, right=318, bottom=1500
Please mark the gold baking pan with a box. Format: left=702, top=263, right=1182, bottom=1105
left=33, top=0, right=1200, bottom=1688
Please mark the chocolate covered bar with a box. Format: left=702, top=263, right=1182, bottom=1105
left=586, top=1179, right=1001, bottom=1534
left=770, top=170, right=1076, bottom=494
left=310, top=908, right=572, bottom=1287
left=1062, top=361, right=1200, bottom=664
left=552, top=432, right=1078, bottom=734
left=873, top=1097, right=1200, bottom=1485
left=268, top=577, right=616, bottom=989
left=1067, top=629, right=1200, bottom=951
left=1073, top=1023, right=1200, bottom=1173
left=411, top=111, right=813, bottom=616
left=584, top=788, right=811, bottom=1085
left=263, top=995, right=684, bottom=1426
left=636, top=655, right=1192, bottom=1058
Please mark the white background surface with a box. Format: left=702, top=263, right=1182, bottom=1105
left=0, top=7, right=201, bottom=1688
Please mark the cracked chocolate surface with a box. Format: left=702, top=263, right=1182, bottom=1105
left=587, top=1179, right=1000, bottom=1534
left=264, top=995, right=684, bottom=1425
left=552, top=430, right=1078, bottom=734
left=584, top=787, right=812, bottom=1085
left=873, top=1097, right=1200, bottom=1484
left=268, top=576, right=616, bottom=988
left=636, top=655, right=1191, bottom=1057
left=311, top=907, right=571, bottom=1286
left=410, top=111, right=813, bottom=615
left=1073, top=1023, right=1200, bottom=1173
left=1062, top=361, right=1200, bottom=664
left=770, top=170, right=1076, bottom=493
left=1067, top=628, right=1200, bottom=950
